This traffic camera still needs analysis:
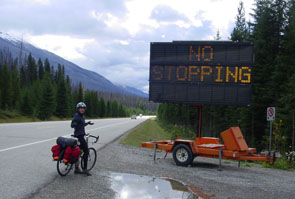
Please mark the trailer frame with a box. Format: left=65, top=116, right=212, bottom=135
left=142, top=106, right=274, bottom=168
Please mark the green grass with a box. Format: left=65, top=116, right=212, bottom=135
left=223, top=161, right=232, bottom=164
left=261, top=159, right=295, bottom=171
left=241, top=161, right=252, bottom=167
left=157, top=120, right=195, bottom=140
left=223, top=159, right=295, bottom=170
left=120, top=118, right=172, bottom=147
left=0, top=110, right=72, bottom=123
left=221, top=160, right=252, bottom=167
left=0, top=109, right=129, bottom=124
left=0, top=110, right=39, bottom=123
left=228, top=159, right=295, bottom=170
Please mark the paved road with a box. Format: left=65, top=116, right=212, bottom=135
left=0, top=116, right=150, bottom=199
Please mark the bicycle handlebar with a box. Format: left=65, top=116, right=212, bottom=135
left=88, top=134, right=99, bottom=143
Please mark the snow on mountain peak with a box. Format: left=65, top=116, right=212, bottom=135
left=0, top=32, right=21, bottom=43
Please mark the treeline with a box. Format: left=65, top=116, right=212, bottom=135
left=0, top=51, right=154, bottom=120
left=96, top=91, right=156, bottom=114
left=158, top=0, right=295, bottom=152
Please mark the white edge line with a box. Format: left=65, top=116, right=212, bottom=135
left=0, top=138, right=57, bottom=152
left=0, top=120, right=135, bottom=153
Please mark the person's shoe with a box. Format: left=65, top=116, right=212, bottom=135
left=74, top=167, right=83, bottom=174
left=83, top=170, right=92, bottom=176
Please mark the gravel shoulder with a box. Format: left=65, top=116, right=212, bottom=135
left=31, top=139, right=295, bottom=199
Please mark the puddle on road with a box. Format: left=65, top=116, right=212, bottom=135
left=110, top=173, right=216, bottom=199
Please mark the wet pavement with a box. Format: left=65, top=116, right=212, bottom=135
left=110, top=173, right=216, bottom=199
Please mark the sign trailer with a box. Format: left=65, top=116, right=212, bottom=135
left=142, top=41, right=275, bottom=169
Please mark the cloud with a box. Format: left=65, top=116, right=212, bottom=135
left=29, top=0, right=51, bottom=5
left=104, top=64, right=149, bottom=88
left=150, top=5, right=189, bottom=22
left=0, top=0, right=255, bottom=94
left=0, top=0, right=126, bottom=36
left=27, top=34, right=95, bottom=60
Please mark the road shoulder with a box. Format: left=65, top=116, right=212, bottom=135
left=32, top=138, right=295, bottom=199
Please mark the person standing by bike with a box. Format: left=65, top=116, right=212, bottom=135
left=71, top=102, right=94, bottom=176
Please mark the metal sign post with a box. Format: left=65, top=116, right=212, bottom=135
left=267, top=107, right=275, bottom=152
left=269, top=120, right=273, bottom=152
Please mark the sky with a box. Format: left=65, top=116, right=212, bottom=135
left=0, top=0, right=255, bottom=93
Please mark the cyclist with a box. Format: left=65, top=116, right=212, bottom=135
left=71, top=102, right=94, bottom=176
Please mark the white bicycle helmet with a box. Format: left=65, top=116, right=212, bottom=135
left=76, top=102, right=87, bottom=109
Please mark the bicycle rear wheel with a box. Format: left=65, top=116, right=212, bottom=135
left=57, top=160, right=73, bottom=176
left=81, top=147, right=97, bottom=171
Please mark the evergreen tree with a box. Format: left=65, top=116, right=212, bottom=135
left=62, top=65, right=65, bottom=76
left=118, top=103, right=126, bottom=117
left=50, top=66, right=55, bottom=81
left=0, top=65, right=2, bottom=108
left=87, top=91, right=99, bottom=117
left=0, top=65, right=2, bottom=104
left=29, top=79, right=42, bottom=117
left=78, top=82, right=84, bottom=102
left=106, top=100, right=112, bottom=117
left=0, top=50, right=156, bottom=122
left=280, top=74, right=295, bottom=150
left=38, top=58, right=44, bottom=80
left=231, top=1, right=250, bottom=42
left=0, top=90, right=2, bottom=110
left=20, top=89, right=33, bottom=115
left=38, top=74, right=55, bottom=120
left=249, top=0, right=281, bottom=147
left=276, top=0, right=295, bottom=150
left=10, top=67, right=20, bottom=109
left=55, top=64, right=64, bottom=83
left=84, top=90, right=93, bottom=117
left=214, top=29, right=221, bottom=40
left=92, top=91, right=99, bottom=117
left=55, top=79, right=69, bottom=118
left=1, top=65, right=12, bottom=109
left=111, top=100, right=119, bottom=117
left=99, top=97, right=106, bottom=117
left=66, top=75, right=73, bottom=116
left=27, top=53, right=37, bottom=84
left=44, top=58, right=50, bottom=74
left=282, top=0, right=295, bottom=75
left=20, top=66, right=26, bottom=87
left=269, top=0, right=287, bottom=101
left=273, top=0, right=295, bottom=95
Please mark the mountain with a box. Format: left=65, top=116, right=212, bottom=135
left=117, top=85, right=148, bottom=98
left=0, top=32, right=148, bottom=98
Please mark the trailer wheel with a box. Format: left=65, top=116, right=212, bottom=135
left=173, top=144, right=193, bottom=167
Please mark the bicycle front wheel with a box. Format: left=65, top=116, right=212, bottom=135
left=81, top=147, right=97, bottom=171
left=57, top=160, right=73, bottom=176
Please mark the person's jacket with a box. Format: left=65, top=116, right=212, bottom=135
left=71, top=112, right=89, bottom=137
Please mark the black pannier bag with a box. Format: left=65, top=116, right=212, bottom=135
left=56, top=137, right=77, bottom=148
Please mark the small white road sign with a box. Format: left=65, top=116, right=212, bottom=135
left=267, top=107, right=275, bottom=121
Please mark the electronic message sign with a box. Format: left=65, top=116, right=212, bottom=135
left=149, top=41, right=253, bottom=106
